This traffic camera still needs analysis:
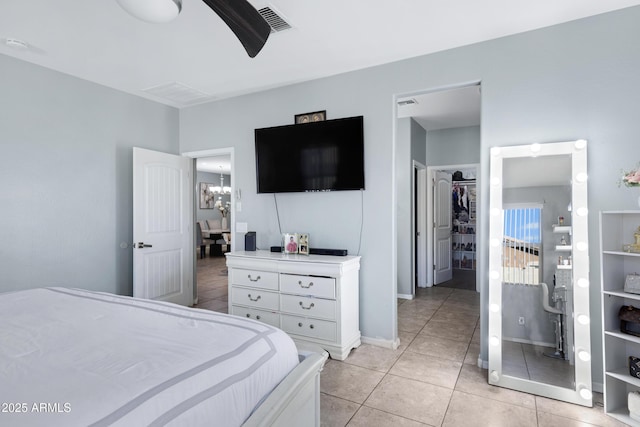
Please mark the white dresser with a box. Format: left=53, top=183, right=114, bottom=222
left=226, top=250, right=361, bottom=360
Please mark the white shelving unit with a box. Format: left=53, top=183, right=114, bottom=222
left=600, top=211, right=640, bottom=426
left=452, top=223, right=475, bottom=270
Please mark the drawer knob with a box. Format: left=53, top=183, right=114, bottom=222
left=256, top=315, right=261, bottom=320
left=298, top=280, right=314, bottom=289
left=247, top=294, right=261, bottom=302
left=309, top=324, right=315, bottom=329
left=248, top=274, right=261, bottom=282
left=298, top=322, right=303, bottom=327
left=299, top=301, right=315, bottom=310
left=246, top=314, right=250, bottom=318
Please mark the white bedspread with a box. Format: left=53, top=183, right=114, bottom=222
left=0, top=288, right=299, bottom=427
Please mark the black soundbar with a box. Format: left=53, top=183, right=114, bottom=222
left=270, top=246, right=348, bottom=256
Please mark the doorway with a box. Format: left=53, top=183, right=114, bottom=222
left=397, top=83, right=481, bottom=294
left=429, top=164, right=479, bottom=291
left=183, top=147, right=235, bottom=311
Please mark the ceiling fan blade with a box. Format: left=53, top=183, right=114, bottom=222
left=200, top=0, right=271, bottom=58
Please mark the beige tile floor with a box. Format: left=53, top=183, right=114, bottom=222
left=196, top=256, right=621, bottom=427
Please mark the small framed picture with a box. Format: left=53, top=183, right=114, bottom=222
left=298, top=234, right=309, bottom=255
left=283, top=233, right=299, bottom=254
left=295, top=110, right=326, bottom=124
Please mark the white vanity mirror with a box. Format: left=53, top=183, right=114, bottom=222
left=488, top=140, right=592, bottom=406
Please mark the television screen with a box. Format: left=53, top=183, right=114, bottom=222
left=255, top=116, right=365, bottom=193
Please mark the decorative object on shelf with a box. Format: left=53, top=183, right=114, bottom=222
left=630, top=356, right=640, bottom=379
left=622, top=226, right=640, bottom=253
left=199, top=182, right=215, bottom=209
left=298, top=234, right=309, bottom=256
left=283, top=233, right=299, bottom=254
left=619, top=163, right=640, bottom=188
left=629, top=391, right=640, bottom=423
left=625, top=273, right=640, bottom=294
left=295, top=110, right=326, bottom=124
left=619, top=305, right=640, bottom=336
left=558, top=216, right=565, bottom=225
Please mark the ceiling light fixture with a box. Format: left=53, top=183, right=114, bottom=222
left=116, top=0, right=182, bottom=23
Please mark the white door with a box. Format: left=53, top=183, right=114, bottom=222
left=433, top=171, right=452, bottom=284
left=133, top=147, right=193, bottom=305
left=415, top=166, right=427, bottom=288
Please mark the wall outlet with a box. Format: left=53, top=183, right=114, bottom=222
left=518, top=316, right=525, bottom=325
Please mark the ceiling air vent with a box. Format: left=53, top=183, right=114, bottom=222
left=258, top=6, right=291, bottom=33
left=142, top=82, right=213, bottom=106
left=397, top=98, right=418, bottom=106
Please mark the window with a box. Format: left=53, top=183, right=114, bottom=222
left=502, top=205, right=542, bottom=285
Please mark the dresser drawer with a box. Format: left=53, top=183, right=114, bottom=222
left=231, top=306, right=280, bottom=328
left=280, top=274, right=336, bottom=299
left=281, top=314, right=336, bottom=342
left=230, top=268, right=278, bottom=291
left=231, top=286, right=279, bottom=310
left=280, top=294, right=336, bottom=321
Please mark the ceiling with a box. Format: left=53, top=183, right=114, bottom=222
left=397, top=85, right=481, bottom=131
left=197, top=156, right=230, bottom=174
left=3, top=1, right=640, bottom=111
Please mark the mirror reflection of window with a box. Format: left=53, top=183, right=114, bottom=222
left=502, top=206, right=542, bottom=285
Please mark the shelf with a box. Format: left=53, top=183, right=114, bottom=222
left=453, top=250, right=475, bottom=254
left=605, top=407, right=639, bottom=426
left=553, top=225, right=572, bottom=234
left=604, top=250, right=640, bottom=257
left=605, top=329, right=640, bottom=345
left=604, top=289, right=640, bottom=301
left=556, top=265, right=572, bottom=270
left=607, top=368, right=640, bottom=388
left=555, top=245, right=572, bottom=252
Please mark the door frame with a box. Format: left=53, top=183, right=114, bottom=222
left=413, top=161, right=427, bottom=293
left=182, top=147, right=236, bottom=305
left=427, top=163, right=480, bottom=291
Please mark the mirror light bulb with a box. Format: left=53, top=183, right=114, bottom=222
left=490, top=336, right=500, bottom=346
left=576, top=242, right=588, bottom=251
left=491, top=208, right=501, bottom=216
left=575, top=172, right=588, bottom=183
left=578, top=350, right=591, bottom=362
left=579, top=387, right=592, bottom=400
left=575, top=139, right=587, bottom=150
left=491, top=238, right=500, bottom=247
left=490, top=271, right=500, bottom=280
left=490, top=303, right=500, bottom=313
left=491, top=177, right=501, bottom=186
left=577, top=278, right=589, bottom=288
left=577, top=314, right=590, bottom=325
left=576, top=207, right=588, bottom=217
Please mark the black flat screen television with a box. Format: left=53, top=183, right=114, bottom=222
left=255, top=116, right=365, bottom=193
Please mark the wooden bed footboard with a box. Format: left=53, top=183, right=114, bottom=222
left=243, top=350, right=329, bottom=427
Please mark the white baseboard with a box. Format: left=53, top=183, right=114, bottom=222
left=480, top=358, right=488, bottom=369
left=361, top=335, right=400, bottom=350
left=397, top=293, right=414, bottom=300
left=592, top=382, right=603, bottom=393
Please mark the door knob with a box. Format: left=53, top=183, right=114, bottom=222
left=136, top=242, right=153, bottom=248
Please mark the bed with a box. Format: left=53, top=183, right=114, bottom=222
left=0, top=287, right=327, bottom=426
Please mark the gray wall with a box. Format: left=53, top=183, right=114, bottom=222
left=0, top=5, right=637, bottom=385
left=396, top=118, right=427, bottom=297
left=0, top=54, right=180, bottom=296
left=196, top=171, right=231, bottom=223
left=426, top=126, right=480, bottom=166
left=180, top=6, right=640, bottom=382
